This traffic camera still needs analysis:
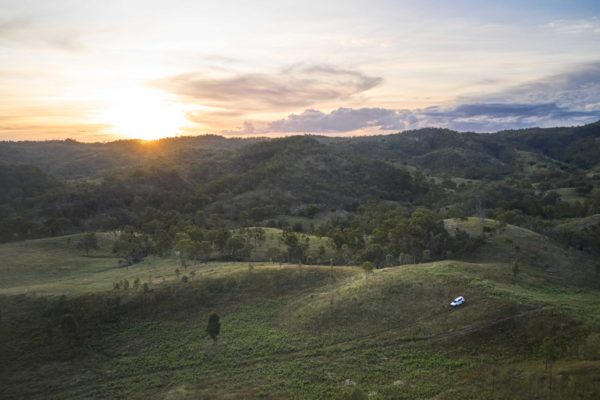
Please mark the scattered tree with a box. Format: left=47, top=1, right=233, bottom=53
left=512, top=260, right=520, bottom=284
left=112, top=228, right=150, bottom=266
left=59, top=314, right=78, bottom=341
left=206, top=312, right=221, bottom=342
left=45, top=321, right=54, bottom=344
left=541, top=336, right=558, bottom=386
left=348, top=387, right=368, bottom=400
left=361, top=261, right=374, bottom=288
left=76, top=232, right=99, bottom=256
left=174, top=232, right=195, bottom=268
left=541, top=336, right=557, bottom=369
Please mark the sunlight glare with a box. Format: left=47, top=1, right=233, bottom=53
left=95, top=88, right=188, bottom=140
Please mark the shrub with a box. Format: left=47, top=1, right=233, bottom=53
left=206, top=312, right=221, bottom=342
left=59, top=314, right=78, bottom=340
left=348, top=387, right=368, bottom=400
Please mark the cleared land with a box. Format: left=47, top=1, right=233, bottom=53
left=1, top=222, right=599, bottom=399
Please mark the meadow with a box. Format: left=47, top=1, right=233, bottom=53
left=1, top=220, right=599, bottom=399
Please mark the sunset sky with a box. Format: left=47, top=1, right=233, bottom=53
left=1, top=0, right=600, bottom=141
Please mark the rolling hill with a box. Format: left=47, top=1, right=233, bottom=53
left=1, top=221, right=599, bottom=399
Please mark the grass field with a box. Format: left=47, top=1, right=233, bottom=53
left=553, top=188, right=586, bottom=204
left=1, top=227, right=600, bottom=399
left=239, top=227, right=337, bottom=263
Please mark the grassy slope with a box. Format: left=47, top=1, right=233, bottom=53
left=1, top=227, right=600, bottom=399
left=250, top=227, right=336, bottom=261
left=0, top=229, right=336, bottom=296
left=555, top=214, right=600, bottom=232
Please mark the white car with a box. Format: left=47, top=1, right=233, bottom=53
left=450, top=296, right=465, bottom=307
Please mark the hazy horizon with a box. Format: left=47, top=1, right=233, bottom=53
left=2, top=119, right=600, bottom=145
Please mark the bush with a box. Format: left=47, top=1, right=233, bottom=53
left=206, top=312, right=221, bottom=342
left=59, top=314, right=78, bottom=340
left=348, top=387, right=368, bottom=400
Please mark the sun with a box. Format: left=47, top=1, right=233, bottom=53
left=94, top=88, right=188, bottom=140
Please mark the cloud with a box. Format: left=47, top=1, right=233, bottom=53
left=0, top=16, right=83, bottom=50
left=470, top=61, right=600, bottom=110
left=420, top=102, right=600, bottom=132
left=219, top=61, right=600, bottom=135
left=223, top=101, right=600, bottom=135
left=178, top=60, right=600, bottom=135
left=544, top=18, right=600, bottom=36
left=153, top=64, right=381, bottom=112
left=265, top=108, right=407, bottom=133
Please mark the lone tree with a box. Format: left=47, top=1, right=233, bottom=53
left=174, top=232, right=195, bottom=268
left=361, top=261, right=374, bottom=279
left=206, top=312, right=221, bottom=342
left=348, top=387, right=368, bottom=400
left=59, top=314, right=78, bottom=341
left=112, top=229, right=150, bottom=266
left=541, top=336, right=558, bottom=372
left=77, top=232, right=98, bottom=256
left=512, top=260, right=520, bottom=284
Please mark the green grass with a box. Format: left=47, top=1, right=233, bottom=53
left=445, top=217, right=596, bottom=286
left=1, top=232, right=600, bottom=399
left=554, top=214, right=600, bottom=232
left=553, top=187, right=585, bottom=204
left=244, top=227, right=336, bottom=262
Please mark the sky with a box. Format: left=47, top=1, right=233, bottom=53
left=1, top=0, right=600, bottom=141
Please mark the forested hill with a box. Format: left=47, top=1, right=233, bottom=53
left=0, top=121, right=599, bottom=258
left=1, top=121, right=599, bottom=180
left=0, top=135, right=258, bottom=179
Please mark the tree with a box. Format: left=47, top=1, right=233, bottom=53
left=174, top=232, right=195, bottom=268
left=214, top=229, right=231, bottom=255
left=112, top=228, right=150, bottom=266
left=348, top=387, right=368, bottom=400
left=361, top=261, right=374, bottom=288
left=251, top=227, right=266, bottom=258
left=45, top=217, right=73, bottom=236
left=206, top=312, right=221, bottom=342
left=59, top=314, right=78, bottom=341
left=225, top=236, right=246, bottom=259
left=45, top=321, right=54, bottom=344
left=280, top=230, right=308, bottom=263
left=512, top=260, right=520, bottom=284
left=76, top=232, right=98, bottom=256
left=541, top=336, right=558, bottom=390
left=198, top=240, right=213, bottom=261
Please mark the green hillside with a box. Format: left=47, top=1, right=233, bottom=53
left=1, top=225, right=599, bottom=399
left=1, top=123, right=600, bottom=399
